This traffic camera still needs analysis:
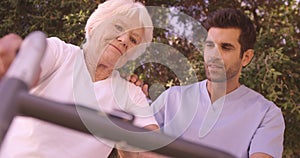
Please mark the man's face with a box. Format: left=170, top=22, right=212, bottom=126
left=204, top=27, right=243, bottom=82
left=97, top=13, right=145, bottom=71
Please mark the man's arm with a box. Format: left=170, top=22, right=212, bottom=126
left=249, top=104, right=285, bottom=157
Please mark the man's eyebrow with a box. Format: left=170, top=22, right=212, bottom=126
left=204, top=40, right=214, bottom=44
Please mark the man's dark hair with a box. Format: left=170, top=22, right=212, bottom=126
left=204, top=8, right=256, bottom=58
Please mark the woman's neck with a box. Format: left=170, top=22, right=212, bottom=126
left=95, top=65, right=113, bottom=81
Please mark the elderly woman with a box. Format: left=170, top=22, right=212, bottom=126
left=0, top=0, right=157, bottom=158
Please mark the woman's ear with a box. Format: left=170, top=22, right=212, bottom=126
left=242, top=49, right=254, bottom=67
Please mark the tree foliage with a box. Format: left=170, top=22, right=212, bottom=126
left=0, top=0, right=299, bottom=157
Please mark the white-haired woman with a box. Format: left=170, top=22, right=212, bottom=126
left=0, top=0, right=158, bottom=158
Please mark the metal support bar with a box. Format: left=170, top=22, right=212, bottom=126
left=17, top=91, right=235, bottom=158
left=0, top=78, right=28, bottom=143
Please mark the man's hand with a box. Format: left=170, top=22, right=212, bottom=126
left=128, top=74, right=149, bottom=97
left=0, top=33, right=22, bottom=79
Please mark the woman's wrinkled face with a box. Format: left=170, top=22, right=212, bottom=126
left=97, top=13, right=145, bottom=71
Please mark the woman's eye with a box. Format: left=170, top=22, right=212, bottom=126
left=130, top=36, right=137, bottom=44
left=115, top=25, right=124, bottom=31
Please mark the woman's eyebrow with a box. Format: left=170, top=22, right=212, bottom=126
left=113, top=18, right=127, bottom=29
left=131, top=32, right=141, bottom=38
left=131, top=32, right=142, bottom=40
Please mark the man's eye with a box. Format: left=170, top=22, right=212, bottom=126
left=222, top=46, right=231, bottom=50
left=115, top=25, right=124, bottom=31
left=205, top=42, right=214, bottom=48
left=221, top=44, right=233, bottom=51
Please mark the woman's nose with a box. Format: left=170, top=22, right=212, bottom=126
left=117, top=33, right=130, bottom=50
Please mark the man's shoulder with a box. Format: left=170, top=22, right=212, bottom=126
left=167, top=81, right=202, bottom=93
left=240, top=85, right=280, bottom=112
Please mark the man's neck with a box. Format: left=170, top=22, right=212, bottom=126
left=206, top=79, right=240, bottom=103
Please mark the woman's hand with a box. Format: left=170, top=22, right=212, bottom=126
left=0, top=33, right=22, bottom=79
left=128, top=74, right=149, bottom=97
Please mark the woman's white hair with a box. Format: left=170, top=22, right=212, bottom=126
left=82, top=0, right=153, bottom=80
left=85, top=0, right=153, bottom=44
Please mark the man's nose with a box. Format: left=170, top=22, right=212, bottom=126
left=205, top=46, right=222, bottom=60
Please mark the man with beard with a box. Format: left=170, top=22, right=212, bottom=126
left=0, top=0, right=158, bottom=158
left=152, top=8, right=285, bottom=158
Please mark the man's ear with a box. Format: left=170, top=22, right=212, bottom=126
left=242, top=49, right=254, bottom=67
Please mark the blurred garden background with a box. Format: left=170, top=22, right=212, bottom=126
left=0, top=0, right=299, bottom=157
